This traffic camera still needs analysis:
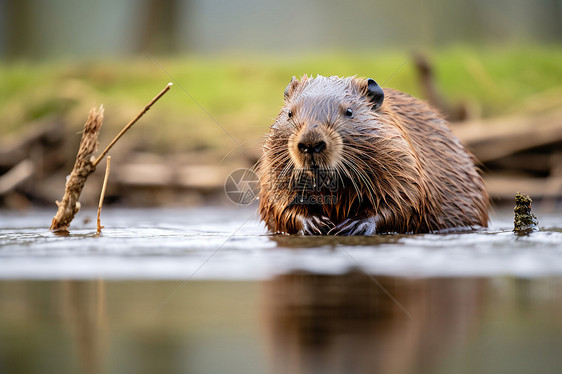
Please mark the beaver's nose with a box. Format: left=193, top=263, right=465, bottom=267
left=298, top=140, right=326, bottom=154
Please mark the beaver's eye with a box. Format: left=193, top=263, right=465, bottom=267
left=345, top=108, right=353, bottom=117
left=288, top=109, right=293, bottom=118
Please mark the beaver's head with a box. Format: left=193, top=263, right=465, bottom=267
left=259, top=75, right=388, bottom=228
left=279, top=75, right=384, bottom=172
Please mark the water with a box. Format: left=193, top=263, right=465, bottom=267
left=1, top=206, right=561, bottom=374
left=1, top=207, right=561, bottom=279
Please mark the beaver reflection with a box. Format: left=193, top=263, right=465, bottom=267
left=262, top=270, right=483, bottom=374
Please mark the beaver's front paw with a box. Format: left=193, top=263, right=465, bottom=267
left=299, top=215, right=335, bottom=235
left=327, top=217, right=377, bottom=236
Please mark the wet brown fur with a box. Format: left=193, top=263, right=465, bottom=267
left=257, top=75, right=489, bottom=235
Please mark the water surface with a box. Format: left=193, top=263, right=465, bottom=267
left=0, top=206, right=561, bottom=374
left=1, top=207, right=561, bottom=279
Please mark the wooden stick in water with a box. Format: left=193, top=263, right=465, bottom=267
left=93, top=82, right=173, bottom=167
left=96, top=156, right=111, bottom=235
left=50, top=106, right=104, bottom=232
left=50, top=82, right=173, bottom=233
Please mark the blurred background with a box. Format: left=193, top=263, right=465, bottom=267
left=2, top=0, right=561, bottom=57
left=2, top=3, right=562, bottom=374
left=1, top=0, right=562, bottom=208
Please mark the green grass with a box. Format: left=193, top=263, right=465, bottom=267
left=2, top=45, right=562, bottom=154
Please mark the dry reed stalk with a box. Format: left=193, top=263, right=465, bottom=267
left=96, top=156, right=111, bottom=235
left=50, top=106, right=104, bottom=232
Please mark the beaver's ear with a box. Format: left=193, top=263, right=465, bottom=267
left=284, top=76, right=300, bottom=100
left=365, top=78, right=384, bottom=110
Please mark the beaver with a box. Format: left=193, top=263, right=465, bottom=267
left=257, top=75, right=489, bottom=235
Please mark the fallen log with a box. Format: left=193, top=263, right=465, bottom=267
left=453, top=109, right=562, bottom=163
left=484, top=174, right=562, bottom=201
left=0, top=159, right=35, bottom=195
left=113, top=160, right=234, bottom=190
left=0, top=118, right=64, bottom=169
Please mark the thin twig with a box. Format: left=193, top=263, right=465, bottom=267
left=96, top=156, right=111, bottom=235
left=93, top=82, right=173, bottom=167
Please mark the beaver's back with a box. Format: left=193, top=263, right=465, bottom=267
left=381, top=88, right=489, bottom=231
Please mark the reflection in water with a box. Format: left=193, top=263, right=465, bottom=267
left=0, top=276, right=561, bottom=374
left=262, top=270, right=483, bottom=374
left=61, top=280, right=108, bottom=374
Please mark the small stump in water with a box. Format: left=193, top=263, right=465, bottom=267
left=513, top=192, right=539, bottom=234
